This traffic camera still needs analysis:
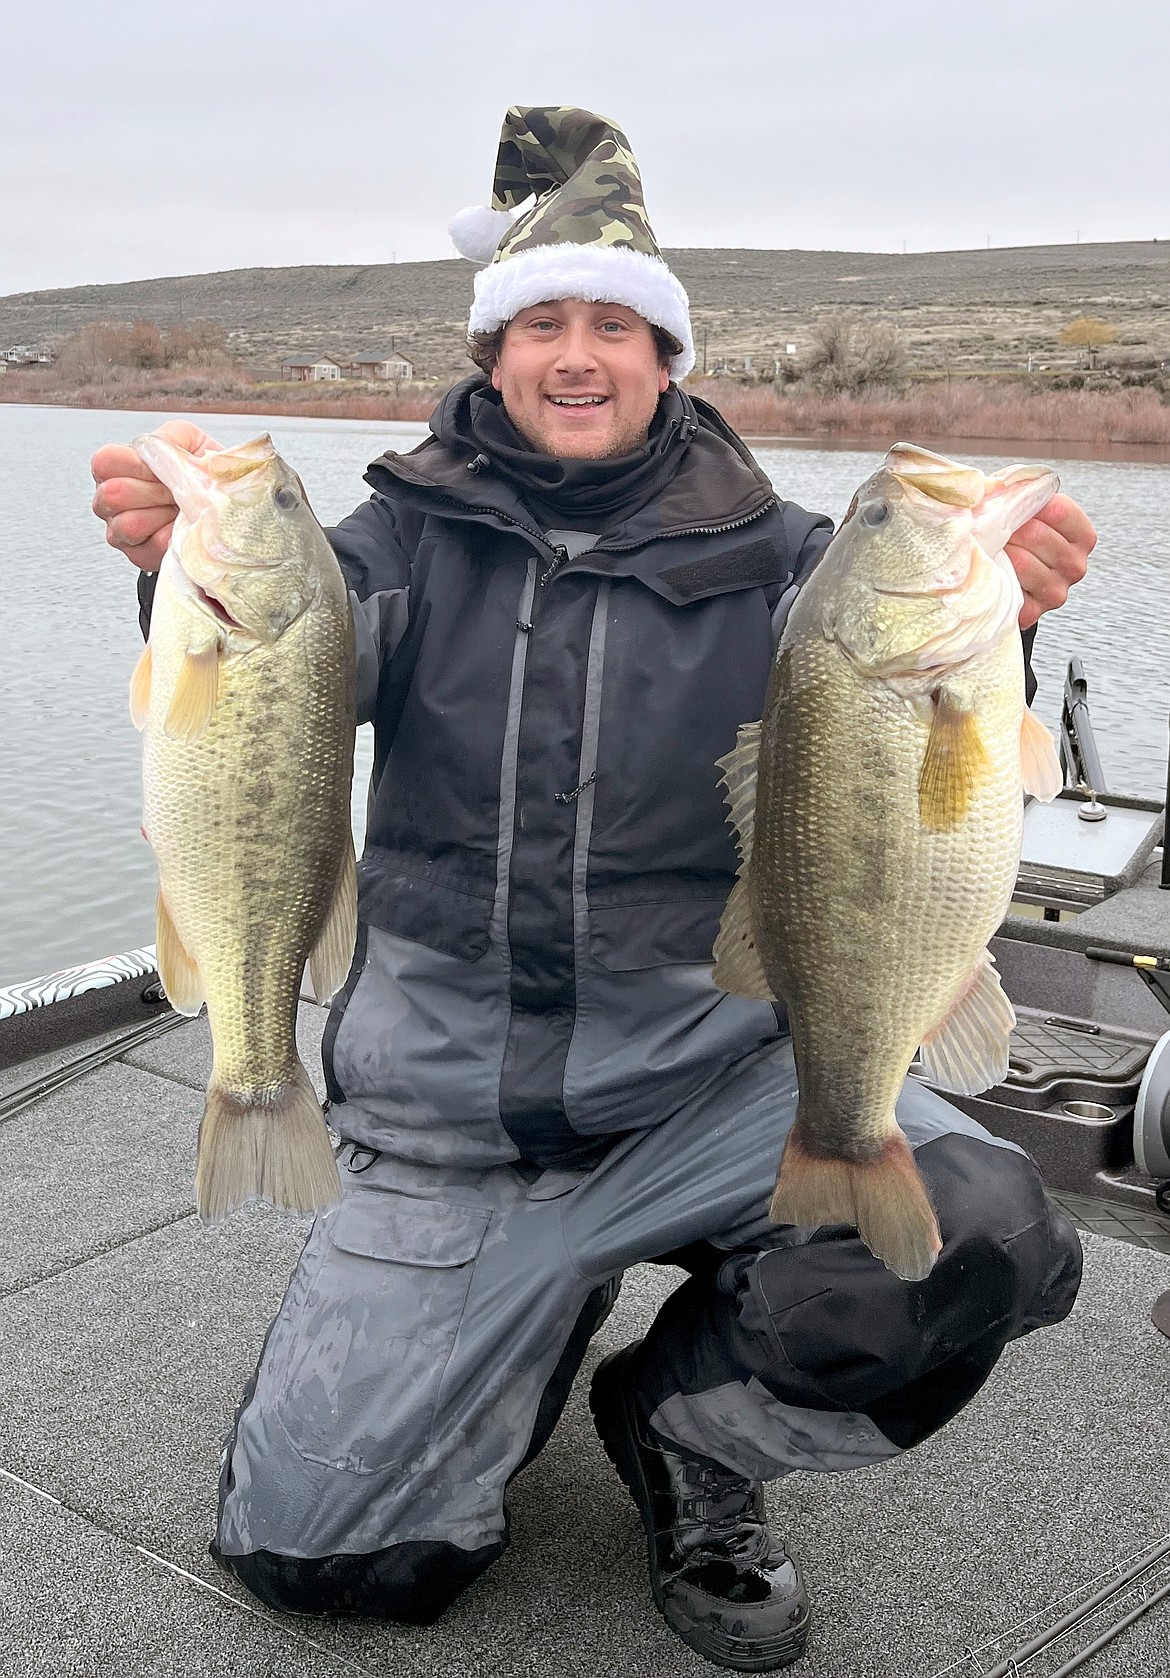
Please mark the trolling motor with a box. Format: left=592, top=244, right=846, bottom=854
left=1072, top=668, right=1170, bottom=1341
left=1084, top=948, right=1170, bottom=1182
left=1083, top=948, right=1170, bottom=1343
left=1133, top=713, right=1170, bottom=1180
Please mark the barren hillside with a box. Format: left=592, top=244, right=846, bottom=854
left=2, top=241, right=1168, bottom=378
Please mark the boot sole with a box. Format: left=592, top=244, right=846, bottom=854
left=589, top=1349, right=810, bottom=1673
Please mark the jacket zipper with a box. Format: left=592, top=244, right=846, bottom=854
left=598, top=496, right=775, bottom=554
left=539, top=544, right=571, bottom=587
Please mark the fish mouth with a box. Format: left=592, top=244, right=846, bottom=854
left=193, top=582, right=244, bottom=631
left=133, top=432, right=286, bottom=561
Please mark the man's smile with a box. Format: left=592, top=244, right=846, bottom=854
left=546, top=394, right=609, bottom=406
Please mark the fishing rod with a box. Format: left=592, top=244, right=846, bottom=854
left=1046, top=1570, right=1170, bottom=1677
left=0, top=1007, right=189, bottom=1125
left=975, top=1532, right=1170, bottom=1678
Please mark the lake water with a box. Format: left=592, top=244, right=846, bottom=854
left=1, top=401, right=1166, bottom=989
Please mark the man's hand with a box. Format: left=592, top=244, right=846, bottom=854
left=91, top=418, right=222, bottom=574
left=1005, top=492, right=1095, bottom=631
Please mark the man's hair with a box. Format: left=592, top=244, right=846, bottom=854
left=467, top=319, right=682, bottom=377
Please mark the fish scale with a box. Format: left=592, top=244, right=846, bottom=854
left=757, top=626, right=1025, bottom=1154
left=145, top=598, right=351, bottom=1093
left=713, top=442, right=1064, bottom=1280
left=133, top=429, right=356, bottom=1223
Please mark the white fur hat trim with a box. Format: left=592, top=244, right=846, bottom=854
left=468, top=242, right=695, bottom=380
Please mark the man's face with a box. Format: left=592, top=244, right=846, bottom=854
left=491, top=299, right=670, bottom=459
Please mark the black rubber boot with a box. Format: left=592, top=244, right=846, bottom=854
left=589, top=1344, right=810, bottom=1672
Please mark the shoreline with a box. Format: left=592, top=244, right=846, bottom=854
left=739, top=432, right=1170, bottom=465
left=4, top=383, right=1170, bottom=466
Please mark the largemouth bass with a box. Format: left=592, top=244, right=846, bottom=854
left=129, top=429, right=356, bottom=1222
left=713, top=443, right=1063, bottom=1281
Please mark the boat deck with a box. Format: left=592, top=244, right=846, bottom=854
left=3, top=1006, right=1169, bottom=1678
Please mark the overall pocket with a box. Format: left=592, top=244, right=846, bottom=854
left=588, top=896, right=728, bottom=970
left=358, top=849, right=494, bottom=960
left=271, top=1189, right=490, bottom=1474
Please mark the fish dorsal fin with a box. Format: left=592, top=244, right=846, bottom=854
left=1020, top=707, right=1063, bottom=801
left=129, top=642, right=152, bottom=731
left=918, top=949, right=1015, bottom=1095
left=716, top=719, right=762, bottom=872
left=308, top=835, right=358, bottom=1003
left=919, top=692, right=991, bottom=831
left=155, top=889, right=205, bottom=1017
left=712, top=720, right=776, bottom=1002
left=712, top=875, right=776, bottom=1002
left=164, top=644, right=220, bottom=741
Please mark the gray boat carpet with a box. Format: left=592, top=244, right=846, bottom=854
left=2, top=1032, right=1168, bottom=1677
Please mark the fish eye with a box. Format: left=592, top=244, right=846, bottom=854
left=274, top=485, right=299, bottom=512
left=860, top=499, right=891, bottom=527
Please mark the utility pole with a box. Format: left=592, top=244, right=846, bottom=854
left=702, top=325, right=708, bottom=375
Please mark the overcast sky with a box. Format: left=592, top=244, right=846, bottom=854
left=3, top=0, right=1167, bottom=296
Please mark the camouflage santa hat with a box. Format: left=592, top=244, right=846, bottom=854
left=449, top=105, right=695, bottom=380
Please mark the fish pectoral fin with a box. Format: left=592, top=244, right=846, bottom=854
left=712, top=875, right=777, bottom=1002
left=155, top=890, right=205, bottom=1016
left=918, top=949, right=1015, bottom=1095
left=129, top=642, right=152, bottom=730
left=918, top=691, right=991, bottom=831
left=1020, top=706, right=1063, bottom=801
left=770, top=1122, right=942, bottom=1282
left=164, top=643, right=220, bottom=741
left=308, top=834, right=357, bottom=1004
left=715, top=718, right=762, bottom=872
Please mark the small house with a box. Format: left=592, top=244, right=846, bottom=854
left=3, top=345, right=52, bottom=365
left=280, top=355, right=342, bottom=383
left=348, top=350, right=414, bottom=382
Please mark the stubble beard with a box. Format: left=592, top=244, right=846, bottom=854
left=506, top=398, right=653, bottom=462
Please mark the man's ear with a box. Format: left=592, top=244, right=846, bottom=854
left=491, top=362, right=503, bottom=392
left=658, top=364, right=671, bottom=395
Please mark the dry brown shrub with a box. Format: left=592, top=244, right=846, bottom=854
left=164, top=320, right=233, bottom=368
left=52, top=317, right=235, bottom=382
left=2, top=363, right=446, bottom=422
left=686, top=377, right=1170, bottom=446
left=802, top=312, right=908, bottom=395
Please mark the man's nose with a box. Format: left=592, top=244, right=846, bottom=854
left=553, top=321, right=599, bottom=373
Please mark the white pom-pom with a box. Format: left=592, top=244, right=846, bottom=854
left=449, top=205, right=515, bottom=264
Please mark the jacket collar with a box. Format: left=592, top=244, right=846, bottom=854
left=363, top=378, right=774, bottom=557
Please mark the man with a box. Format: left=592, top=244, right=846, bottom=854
left=93, top=108, right=1093, bottom=1672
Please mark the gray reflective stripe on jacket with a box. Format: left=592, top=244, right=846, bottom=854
left=321, top=398, right=836, bottom=1170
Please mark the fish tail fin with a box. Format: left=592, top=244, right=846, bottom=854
left=770, top=1123, right=941, bottom=1282
left=195, top=1062, right=340, bottom=1224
